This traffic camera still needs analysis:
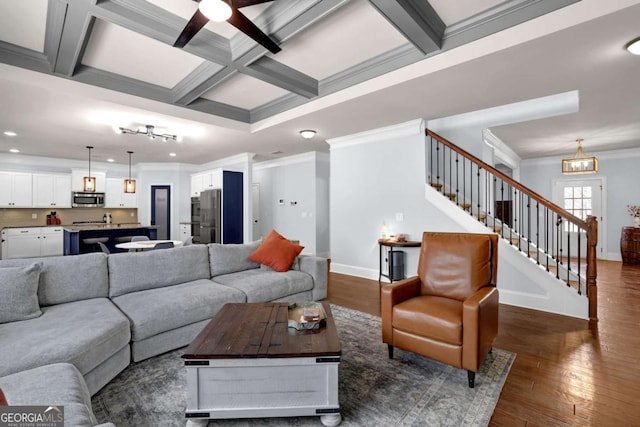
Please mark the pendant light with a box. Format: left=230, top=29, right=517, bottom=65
left=124, top=151, right=136, bottom=193
left=83, top=146, right=96, bottom=192
left=561, top=138, right=598, bottom=174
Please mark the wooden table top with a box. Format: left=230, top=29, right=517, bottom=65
left=182, top=302, right=341, bottom=359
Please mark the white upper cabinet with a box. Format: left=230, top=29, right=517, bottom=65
left=33, top=174, right=72, bottom=208
left=191, top=170, right=222, bottom=197
left=105, top=178, right=137, bottom=208
left=0, top=172, right=33, bottom=207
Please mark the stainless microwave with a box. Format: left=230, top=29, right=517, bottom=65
left=72, top=191, right=105, bottom=208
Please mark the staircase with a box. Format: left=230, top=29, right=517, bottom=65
left=426, top=129, right=598, bottom=322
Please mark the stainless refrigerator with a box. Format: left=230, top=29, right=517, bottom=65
left=199, top=189, right=221, bottom=244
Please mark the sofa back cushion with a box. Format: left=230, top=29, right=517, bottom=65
left=209, top=241, right=261, bottom=277
left=108, top=245, right=210, bottom=297
left=0, top=253, right=109, bottom=306
left=0, top=263, right=42, bottom=323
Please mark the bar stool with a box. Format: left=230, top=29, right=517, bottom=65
left=82, top=237, right=109, bottom=253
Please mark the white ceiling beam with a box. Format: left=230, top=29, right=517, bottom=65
left=51, top=0, right=96, bottom=77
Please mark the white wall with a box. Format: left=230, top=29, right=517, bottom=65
left=520, top=147, right=640, bottom=261
left=253, top=152, right=330, bottom=255
left=329, top=119, right=461, bottom=278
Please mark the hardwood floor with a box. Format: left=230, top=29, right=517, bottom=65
left=326, top=260, right=640, bottom=426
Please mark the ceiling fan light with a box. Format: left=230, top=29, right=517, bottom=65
left=627, top=38, right=640, bottom=55
left=199, top=0, right=232, bottom=22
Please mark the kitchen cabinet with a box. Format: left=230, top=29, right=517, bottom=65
left=0, top=171, right=33, bottom=207
left=1, top=227, right=64, bottom=259
left=190, top=170, right=222, bottom=197
left=33, top=174, right=72, bottom=208
left=105, top=178, right=137, bottom=208
left=180, top=223, right=191, bottom=240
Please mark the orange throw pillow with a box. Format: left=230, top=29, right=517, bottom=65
left=249, top=230, right=304, bottom=272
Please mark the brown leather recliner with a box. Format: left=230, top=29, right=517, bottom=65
left=381, top=232, right=499, bottom=388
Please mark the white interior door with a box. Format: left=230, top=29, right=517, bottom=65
left=553, top=178, right=606, bottom=259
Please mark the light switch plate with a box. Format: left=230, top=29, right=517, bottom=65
left=32, top=213, right=37, bottom=219
left=395, top=212, right=404, bottom=222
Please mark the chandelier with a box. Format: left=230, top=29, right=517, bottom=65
left=118, top=125, right=178, bottom=142
left=561, top=138, right=598, bottom=175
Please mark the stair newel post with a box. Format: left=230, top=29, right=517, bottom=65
left=586, top=215, right=598, bottom=322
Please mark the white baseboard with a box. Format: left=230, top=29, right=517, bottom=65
left=330, top=262, right=379, bottom=281
left=605, top=252, right=622, bottom=262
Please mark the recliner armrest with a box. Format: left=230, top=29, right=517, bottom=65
left=381, top=276, right=421, bottom=343
left=462, top=287, right=499, bottom=371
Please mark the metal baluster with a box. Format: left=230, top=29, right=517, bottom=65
left=456, top=153, right=459, bottom=206
left=500, top=179, right=505, bottom=239
left=546, top=207, right=550, bottom=272
left=527, top=196, right=531, bottom=257
left=436, top=141, right=440, bottom=187
left=493, top=176, right=497, bottom=232
left=556, top=215, right=561, bottom=279
left=567, top=222, right=571, bottom=286
left=477, top=166, right=481, bottom=221
left=536, top=201, right=540, bottom=265
left=578, top=227, right=582, bottom=295
left=470, top=162, right=474, bottom=217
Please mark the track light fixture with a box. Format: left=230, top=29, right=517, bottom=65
left=117, top=125, right=178, bottom=142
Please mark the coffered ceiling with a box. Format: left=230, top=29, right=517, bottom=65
left=0, top=0, right=639, bottom=165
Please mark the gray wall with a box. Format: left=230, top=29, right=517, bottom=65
left=253, top=152, right=330, bottom=255
left=520, top=148, right=640, bottom=260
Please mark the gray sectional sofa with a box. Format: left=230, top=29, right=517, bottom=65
left=0, top=241, right=327, bottom=426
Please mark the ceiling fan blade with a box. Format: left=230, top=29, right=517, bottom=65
left=232, top=0, right=274, bottom=7
left=227, top=8, right=281, bottom=54
left=174, top=9, right=210, bottom=48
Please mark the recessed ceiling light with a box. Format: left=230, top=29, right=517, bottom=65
left=627, top=37, right=640, bottom=55
left=9, top=148, right=20, bottom=153
left=169, top=152, right=177, bottom=157
left=107, top=158, right=115, bottom=162
left=4, top=131, right=17, bottom=137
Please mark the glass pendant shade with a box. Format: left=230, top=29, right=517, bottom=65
left=124, top=151, right=136, bottom=193
left=124, top=179, right=136, bottom=193
left=83, top=146, right=96, bottom=192
left=83, top=176, right=96, bottom=192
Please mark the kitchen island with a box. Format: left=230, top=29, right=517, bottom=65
left=63, top=223, right=158, bottom=255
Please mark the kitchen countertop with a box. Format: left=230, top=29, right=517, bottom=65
left=1, top=224, right=157, bottom=232
left=64, top=224, right=158, bottom=232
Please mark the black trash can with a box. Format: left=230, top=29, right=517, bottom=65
left=390, top=250, right=405, bottom=281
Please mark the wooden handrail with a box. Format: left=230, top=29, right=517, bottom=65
left=426, top=129, right=587, bottom=228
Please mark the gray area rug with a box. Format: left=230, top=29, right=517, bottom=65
left=92, top=305, right=514, bottom=426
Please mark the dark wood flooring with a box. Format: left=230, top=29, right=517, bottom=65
left=326, top=260, right=640, bottom=426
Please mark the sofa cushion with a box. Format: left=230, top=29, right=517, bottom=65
left=212, top=269, right=313, bottom=302
left=0, top=298, right=131, bottom=378
left=249, top=230, right=304, bottom=272
left=209, top=241, right=261, bottom=276
left=0, top=253, right=108, bottom=306
left=0, top=263, right=42, bottom=323
left=0, top=363, right=98, bottom=426
left=111, top=279, right=246, bottom=341
left=108, top=245, right=210, bottom=298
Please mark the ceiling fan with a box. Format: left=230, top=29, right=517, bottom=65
left=174, top=0, right=281, bottom=54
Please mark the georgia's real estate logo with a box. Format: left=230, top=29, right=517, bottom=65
left=0, top=405, right=64, bottom=427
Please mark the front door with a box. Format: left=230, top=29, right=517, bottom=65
left=151, top=185, right=171, bottom=240
left=553, top=178, right=605, bottom=259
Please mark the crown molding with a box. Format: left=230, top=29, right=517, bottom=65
left=328, top=118, right=424, bottom=150
left=254, top=151, right=326, bottom=170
